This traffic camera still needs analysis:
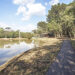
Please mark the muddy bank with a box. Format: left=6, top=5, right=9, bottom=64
left=0, top=38, right=28, bottom=41
left=0, top=38, right=62, bottom=75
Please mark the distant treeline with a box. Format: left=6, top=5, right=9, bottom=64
left=0, top=27, right=33, bottom=39
left=33, top=1, right=75, bottom=38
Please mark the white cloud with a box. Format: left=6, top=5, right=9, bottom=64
left=13, top=0, right=35, bottom=5
left=0, top=22, right=37, bottom=32
left=21, top=15, right=30, bottom=21
left=16, top=6, right=26, bottom=16
left=0, top=22, right=19, bottom=31
left=27, top=3, right=45, bottom=16
left=19, top=24, right=37, bottom=32
left=49, top=0, right=59, bottom=5
left=12, top=24, right=37, bottom=32
left=0, top=22, right=9, bottom=28
left=13, top=0, right=46, bottom=21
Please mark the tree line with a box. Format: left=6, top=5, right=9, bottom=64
left=0, top=27, right=33, bottom=39
left=33, top=1, right=75, bottom=38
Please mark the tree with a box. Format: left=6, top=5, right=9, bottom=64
left=47, top=20, right=62, bottom=37
left=47, top=3, right=66, bottom=23
left=61, top=3, right=75, bottom=37
left=0, top=28, right=4, bottom=38
left=73, top=0, right=75, bottom=2
left=46, top=3, right=67, bottom=37
left=46, top=2, right=75, bottom=38
left=37, top=21, right=48, bottom=34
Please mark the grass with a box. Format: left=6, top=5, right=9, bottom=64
left=71, top=39, right=75, bottom=49
left=0, top=38, right=62, bottom=75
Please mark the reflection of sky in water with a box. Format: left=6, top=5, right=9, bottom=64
left=0, top=41, right=36, bottom=65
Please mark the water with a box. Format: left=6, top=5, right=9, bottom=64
left=0, top=39, right=38, bottom=65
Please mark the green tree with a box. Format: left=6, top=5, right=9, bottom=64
left=0, top=28, right=4, bottom=38
left=37, top=21, right=48, bottom=34
left=47, top=3, right=66, bottom=23
left=47, top=21, right=62, bottom=37
left=61, top=3, right=75, bottom=37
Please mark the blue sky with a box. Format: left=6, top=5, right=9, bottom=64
left=0, top=0, right=73, bottom=32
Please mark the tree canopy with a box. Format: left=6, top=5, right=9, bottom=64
left=33, top=1, right=75, bottom=38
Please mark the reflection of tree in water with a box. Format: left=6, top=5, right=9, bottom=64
left=0, top=40, right=19, bottom=48
left=23, top=39, right=32, bottom=44
left=0, top=39, right=32, bottom=48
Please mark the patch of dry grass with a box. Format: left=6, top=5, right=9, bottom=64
left=0, top=38, right=62, bottom=75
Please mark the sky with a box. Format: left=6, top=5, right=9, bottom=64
left=0, top=0, right=73, bottom=32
